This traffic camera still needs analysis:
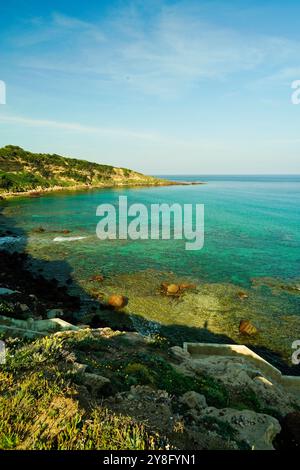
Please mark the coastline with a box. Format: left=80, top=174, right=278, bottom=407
left=0, top=249, right=299, bottom=450
left=0, top=179, right=205, bottom=200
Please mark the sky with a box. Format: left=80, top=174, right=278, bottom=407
left=0, top=0, right=300, bottom=174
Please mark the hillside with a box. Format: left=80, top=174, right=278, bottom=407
left=0, top=145, right=169, bottom=195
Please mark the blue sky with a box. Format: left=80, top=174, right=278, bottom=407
left=0, top=0, right=300, bottom=174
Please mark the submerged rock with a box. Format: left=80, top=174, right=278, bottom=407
left=167, top=284, right=180, bottom=295
left=239, top=319, right=258, bottom=336
left=237, top=291, right=248, bottom=300
left=32, top=226, right=45, bottom=233
left=179, top=283, right=196, bottom=290
left=160, top=282, right=196, bottom=296
left=108, top=294, right=127, bottom=308
left=90, top=274, right=104, bottom=282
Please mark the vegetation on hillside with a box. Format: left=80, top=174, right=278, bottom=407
left=1, top=327, right=288, bottom=450
left=0, top=145, right=166, bottom=194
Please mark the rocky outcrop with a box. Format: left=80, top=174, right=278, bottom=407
left=171, top=346, right=300, bottom=417
left=179, top=391, right=207, bottom=410
left=198, top=407, right=280, bottom=450
left=81, top=373, right=110, bottom=395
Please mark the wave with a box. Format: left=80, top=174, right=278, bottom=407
left=53, top=236, right=88, bottom=242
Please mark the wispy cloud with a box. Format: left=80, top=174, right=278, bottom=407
left=0, top=113, right=225, bottom=151
left=10, top=3, right=300, bottom=97
left=0, top=114, right=162, bottom=141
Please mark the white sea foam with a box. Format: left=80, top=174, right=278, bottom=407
left=0, top=236, right=22, bottom=246
left=53, top=236, right=87, bottom=242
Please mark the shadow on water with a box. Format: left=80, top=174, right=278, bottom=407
left=0, top=200, right=299, bottom=376
left=0, top=202, right=87, bottom=320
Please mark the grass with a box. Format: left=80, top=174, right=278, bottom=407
left=0, top=329, right=282, bottom=450
left=0, top=369, right=163, bottom=449
left=68, top=335, right=230, bottom=408
left=0, top=335, right=166, bottom=450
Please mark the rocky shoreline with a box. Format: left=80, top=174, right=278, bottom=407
left=0, top=248, right=300, bottom=450
left=0, top=175, right=205, bottom=200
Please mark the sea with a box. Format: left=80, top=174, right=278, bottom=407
left=1, top=175, right=299, bottom=366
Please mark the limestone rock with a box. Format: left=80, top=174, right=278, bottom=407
left=199, top=407, right=281, bottom=450
left=82, top=372, right=110, bottom=395
left=19, top=304, right=30, bottom=312
left=174, top=355, right=299, bottom=416
left=179, top=391, right=207, bottom=410
left=71, top=362, right=88, bottom=374
left=170, top=346, right=191, bottom=361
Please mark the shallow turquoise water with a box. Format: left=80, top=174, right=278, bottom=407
left=1, top=175, right=300, bottom=361
left=2, top=175, right=300, bottom=283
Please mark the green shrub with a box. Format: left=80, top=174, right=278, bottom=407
left=124, top=363, right=155, bottom=386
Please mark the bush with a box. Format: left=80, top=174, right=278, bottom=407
left=124, top=363, right=155, bottom=386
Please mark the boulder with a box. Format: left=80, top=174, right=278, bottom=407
left=239, top=319, right=258, bottom=336
left=82, top=372, right=110, bottom=395
left=161, top=282, right=195, bottom=296
left=170, top=346, right=191, bottom=361
left=199, top=407, right=281, bottom=450
left=108, top=294, right=127, bottom=308
left=71, top=362, right=88, bottom=374
left=176, top=354, right=299, bottom=416
left=167, top=284, right=180, bottom=295
left=237, top=291, right=248, bottom=300
left=180, top=391, right=207, bottom=410
left=19, top=304, right=30, bottom=313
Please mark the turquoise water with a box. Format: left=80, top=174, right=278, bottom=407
left=1, top=175, right=300, bottom=362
